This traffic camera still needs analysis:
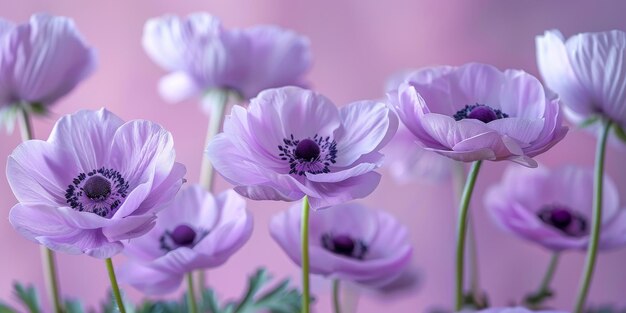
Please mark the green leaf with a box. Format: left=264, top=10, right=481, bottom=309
left=0, top=302, right=17, bottom=313
left=64, top=299, right=86, bottom=313
left=13, top=283, right=41, bottom=313
left=614, top=124, right=626, bottom=143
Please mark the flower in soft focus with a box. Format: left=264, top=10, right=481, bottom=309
left=7, top=109, right=186, bottom=258
left=119, top=185, right=252, bottom=295
left=143, top=13, right=311, bottom=104
left=485, top=165, right=626, bottom=251
left=0, top=14, right=96, bottom=131
left=270, top=201, right=412, bottom=287
left=388, top=63, right=568, bottom=167
left=460, top=308, right=569, bottom=313
left=537, top=30, right=626, bottom=130
left=206, top=86, right=397, bottom=210
left=384, top=69, right=455, bottom=183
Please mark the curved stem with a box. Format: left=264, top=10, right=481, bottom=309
left=301, top=196, right=311, bottom=313
left=574, top=119, right=612, bottom=313
left=186, top=273, right=199, bottom=313
left=18, top=108, right=63, bottom=313
left=453, top=163, right=482, bottom=304
left=197, top=90, right=229, bottom=290
left=105, top=258, right=126, bottom=313
left=455, top=161, right=483, bottom=311
left=199, top=90, right=229, bottom=191
left=332, top=280, right=341, bottom=313
left=525, top=253, right=560, bottom=308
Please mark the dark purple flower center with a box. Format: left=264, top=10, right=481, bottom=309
left=160, top=224, right=208, bottom=252
left=171, top=225, right=196, bottom=246
left=65, top=168, right=129, bottom=218
left=83, top=176, right=111, bottom=201
left=537, top=204, right=588, bottom=237
left=453, top=104, right=509, bottom=123
left=294, top=139, right=321, bottom=162
left=278, top=134, right=337, bottom=176
left=321, top=233, right=368, bottom=260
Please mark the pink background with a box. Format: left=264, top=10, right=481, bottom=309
left=1, top=0, right=626, bottom=312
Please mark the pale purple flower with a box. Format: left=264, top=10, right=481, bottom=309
left=143, top=13, right=311, bottom=103
left=460, top=308, right=569, bottom=313
left=384, top=70, right=455, bottom=183
left=270, top=202, right=412, bottom=287
left=0, top=14, right=96, bottom=129
left=536, top=30, right=626, bottom=129
left=485, top=165, right=626, bottom=251
left=389, top=63, right=568, bottom=167
left=119, top=185, right=252, bottom=295
left=7, top=109, right=186, bottom=258
left=206, top=86, right=397, bottom=210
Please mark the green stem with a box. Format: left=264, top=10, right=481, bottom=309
left=105, top=258, right=126, bottom=313
left=525, top=253, right=560, bottom=308
left=301, top=196, right=311, bottom=313
left=332, top=280, right=341, bottom=313
left=18, top=108, right=63, bottom=313
left=453, top=163, right=482, bottom=305
left=573, top=119, right=612, bottom=313
left=186, top=273, right=199, bottom=313
left=196, top=89, right=229, bottom=290
left=197, top=90, right=229, bottom=291
left=199, top=90, right=229, bottom=191
left=455, top=161, right=483, bottom=311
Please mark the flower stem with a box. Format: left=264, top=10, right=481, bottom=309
left=199, top=89, right=229, bottom=191
left=453, top=163, right=483, bottom=305
left=332, top=280, right=341, bottom=313
left=197, top=90, right=230, bottom=290
left=455, top=160, right=483, bottom=311
left=574, top=119, right=613, bottom=313
left=18, top=108, right=63, bottom=313
left=525, top=253, right=560, bottom=308
left=105, top=258, right=126, bottom=313
left=186, top=273, right=199, bottom=313
left=301, top=196, right=311, bottom=313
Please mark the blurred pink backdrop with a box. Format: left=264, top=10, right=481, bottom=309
left=1, top=0, right=626, bottom=312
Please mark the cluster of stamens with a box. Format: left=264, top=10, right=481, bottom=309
left=537, top=204, right=588, bottom=237
left=278, top=134, right=337, bottom=176
left=65, top=167, right=129, bottom=218
left=453, top=103, right=509, bottom=123
left=159, top=224, right=207, bottom=252
left=321, top=233, right=368, bottom=260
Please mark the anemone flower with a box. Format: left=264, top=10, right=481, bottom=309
left=536, top=30, right=626, bottom=131
left=270, top=201, right=412, bottom=310
left=143, top=13, right=311, bottom=104
left=7, top=109, right=186, bottom=258
left=486, top=165, right=626, bottom=251
left=0, top=14, right=96, bottom=132
left=206, top=86, right=397, bottom=210
left=389, top=63, right=567, bottom=167
left=119, top=185, right=252, bottom=295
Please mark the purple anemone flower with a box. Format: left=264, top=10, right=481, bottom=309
left=485, top=165, right=626, bottom=251
left=7, top=109, right=186, bottom=258
left=119, top=185, right=252, bottom=295
left=206, top=86, right=398, bottom=210
left=537, top=30, right=626, bottom=129
left=143, top=13, right=311, bottom=103
left=384, top=70, right=455, bottom=183
left=0, top=14, right=96, bottom=130
left=388, top=63, right=568, bottom=167
left=460, top=308, right=569, bottom=313
left=270, top=202, right=412, bottom=287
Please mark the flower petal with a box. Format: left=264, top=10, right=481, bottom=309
left=118, top=261, right=183, bottom=295
left=158, top=71, right=201, bottom=103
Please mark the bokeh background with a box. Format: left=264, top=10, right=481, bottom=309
left=1, top=0, right=626, bottom=312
